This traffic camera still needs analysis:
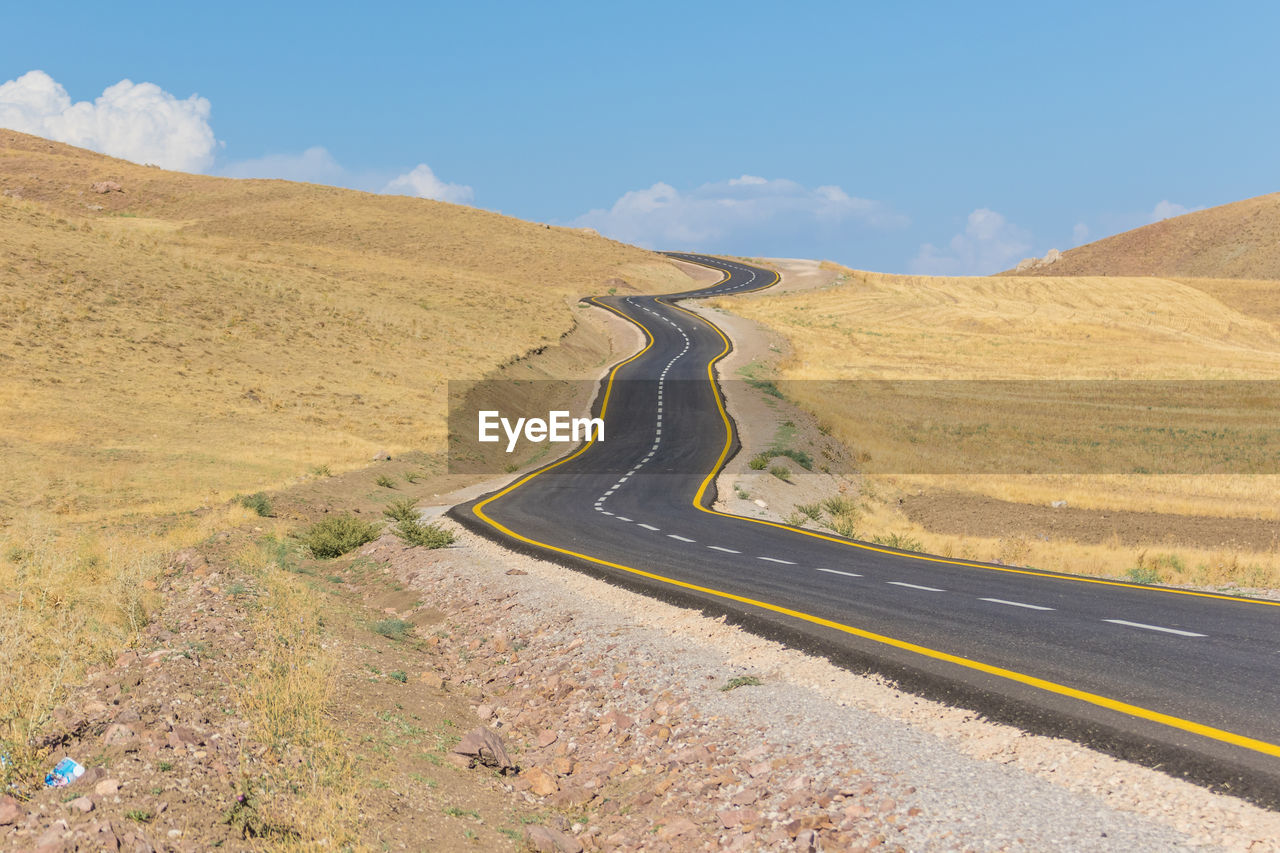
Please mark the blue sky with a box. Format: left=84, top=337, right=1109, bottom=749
left=3, top=1, right=1278, bottom=273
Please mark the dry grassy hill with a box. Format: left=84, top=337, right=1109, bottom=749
left=0, top=129, right=690, bottom=525
left=0, top=130, right=699, bottom=800
left=716, top=264, right=1280, bottom=589
left=1009, top=191, right=1280, bottom=278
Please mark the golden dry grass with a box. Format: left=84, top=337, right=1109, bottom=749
left=0, top=129, right=693, bottom=785
left=1, top=129, right=689, bottom=526
left=0, top=505, right=257, bottom=783
left=717, top=266, right=1280, bottom=587
left=233, top=536, right=359, bottom=849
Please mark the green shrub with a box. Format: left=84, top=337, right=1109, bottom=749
left=796, top=502, right=822, bottom=521
left=872, top=532, right=924, bottom=552
left=747, top=454, right=768, bottom=471
left=771, top=448, right=813, bottom=470
left=310, top=464, right=332, bottom=477
left=822, top=496, right=858, bottom=516
left=383, top=498, right=419, bottom=524
left=395, top=519, right=455, bottom=549
left=303, top=515, right=380, bottom=559
left=720, top=675, right=763, bottom=692
left=769, top=464, right=790, bottom=480
left=826, top=514, right=858, bottom=539
left=237, top=492, right=272, bottom=517
left=1125, top=565, right=1160, bottom=584
left=745, top=377, right=783, bottom=398
left=375, top=474, right=397, bottom=489
left=373, top=618, right=413, bottom=640
left=388, top=670, right=408, bottom=683
left=403, top=471, right=423, bottom=484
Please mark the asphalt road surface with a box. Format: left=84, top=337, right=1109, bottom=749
left=452, top=253, right=1280, bottom=806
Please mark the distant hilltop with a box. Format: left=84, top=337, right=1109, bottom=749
left=1004, top=191, right=1280, bottom=279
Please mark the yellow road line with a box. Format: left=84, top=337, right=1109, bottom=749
left=470, top=257, right=1280, bottom=760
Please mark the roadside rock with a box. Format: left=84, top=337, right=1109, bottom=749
left=525, top=824, right=583, bottom=853
left=451, top=726, right=514, bottom=771
left=91, top=180, right=123, bottom=193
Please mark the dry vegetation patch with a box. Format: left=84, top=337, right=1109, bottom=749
left=714, top=264, right=1280, bottom=589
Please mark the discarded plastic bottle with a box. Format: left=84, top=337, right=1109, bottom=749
left=44, top=757, right=84, bottom=787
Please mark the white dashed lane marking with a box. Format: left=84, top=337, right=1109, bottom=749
left=667, top=534, right=695, bottom=542
left=887, top=581, right=945, bottom=592
left=758, top=556, right=796, bottom=565
left=637, top=523, right=660, bottom=531
left=1104, top=619, right=1207, bottom=638
left=980, top=598, right=1055, bottom=611
left=708, top=546, right=740, bottom=554
left=816, top=568, right=862, bottom=578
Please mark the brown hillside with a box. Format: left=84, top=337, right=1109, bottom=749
left=0, top=129, right=690, bottom=523
left=1008, top=191, right=1280, bottom=279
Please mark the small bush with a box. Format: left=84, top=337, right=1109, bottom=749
left=303, top=515, right=379, bottom=559
left=796, top=502, right=822, bottom=521
left=872, top=532, right=924, bottom=552
left=388, top=670, right=408, bottom=683
left=375, top=474, right=397, bottom=489
left=237, top=492, right=273, bottom=517
left=395, top=519, right=455, bottom=549
left=826, top=514, right=858, bottom=539
left=720, top=675, right=763, bottom=692
left=383, top=498, right=419, bottom=524
left=373, top=618, right=413, bottom=640
left=745, top=377, right=783, bottom=398
left=769, top=464, right=790, bottom=480
left=747, top=454, right=768, bottom=471
left=403, top=471, right=423, bottom=484
left=1125, top=565, right=1160, bottom=584
left=310, top=464, right=332, bottom=477
left=771, top=448, right=813, bottom=470
left=822, top=496, right=858, bottom=516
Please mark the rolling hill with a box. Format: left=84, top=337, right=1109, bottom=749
left=0, top=129, right=690, bottom=524
left=1009, top=191, right=1280, bottom=278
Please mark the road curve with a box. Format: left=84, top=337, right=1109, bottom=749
left=451, top=254, right=1280, bottom=807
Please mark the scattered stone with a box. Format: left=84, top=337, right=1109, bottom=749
left=68, top=796, right=94, bottom=814
left=524, top=766, right=559, bottom=797
left=371, top=449, right=392, bottom=461
left=91, top=180, right=123, bottom=193
left=658, top=817, right=698, bottom=839
left=450, top=726, right=514, bottom=771
left=94, top=778, right=120, bottom=797
left=505, top=568, right=528, bottom=576
left=526, top=824, right=583, bottom=853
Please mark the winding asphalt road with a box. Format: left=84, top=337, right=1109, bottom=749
left=452, top=254, right=1280, bottom=806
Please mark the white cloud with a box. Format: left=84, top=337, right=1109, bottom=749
left=910, top=208, right=1033, bottom=275
left=382, top=163, right=473, bottom=204
left=221, top=146, right=346, bottom=183
left=0, top=69, right=218, bottom=172
left=572, top=175, right=905, bottom=250
left=1149, top=199, right=1199, bottom=222
left=1071, top=222, right=1090, bottom=246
